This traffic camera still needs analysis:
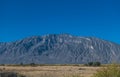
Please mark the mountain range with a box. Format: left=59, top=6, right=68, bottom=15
left=0, top=34, right=120, bottom=64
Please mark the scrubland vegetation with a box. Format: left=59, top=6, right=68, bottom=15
left=92, top=64, right=120, bottom=77
left=0, top=63, right=120, bottom=77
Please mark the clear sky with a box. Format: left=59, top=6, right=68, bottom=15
left=0, top=0, right=120, bottom=43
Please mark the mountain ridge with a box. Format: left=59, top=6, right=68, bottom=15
left=0, top=34, right=120, bottom=64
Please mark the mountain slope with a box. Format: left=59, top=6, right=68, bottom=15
left=0, top=34, right=120, bottom=64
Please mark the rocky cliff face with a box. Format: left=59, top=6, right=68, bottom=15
left=0, top=34, right=120, bottom=64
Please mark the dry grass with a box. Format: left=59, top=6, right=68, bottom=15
left=0, top=65, right=100, bottom=77
left=92, top=64, right=120, bottom=77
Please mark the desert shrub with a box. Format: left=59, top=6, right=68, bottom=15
left=0, top=64, right=5, bottom=66
left=88, top=62, right=94, bottom=66
left=20, top=62, right=23, bottom=66
left=85, top=62, right=101, bottom=66
left=0, top=72, right=26, bottom=77
left=93, top=62, right=101, bottom=66
left=84, top=62, right=93, bottom=66
left=29, top=63, right=36, bottom=66
left=92, top=64, right=120, bottom=77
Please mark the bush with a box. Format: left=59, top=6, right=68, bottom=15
left=20, top=62, right=23, bottom=66
left=88, top=62, right=94, bottom=66
left=30, top=63, right=36, bottom=66
left=0, top=72, right=26, bottom=77
left=93, top=62, right=101, bottom=66
left=0, top=64, right=5, bottom=66
left=92, top=64, right=120, bottom=77
left=85, top=62, right=101, bottom=66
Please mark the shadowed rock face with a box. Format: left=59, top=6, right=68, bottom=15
left=0, top=34, right=120, bottom=64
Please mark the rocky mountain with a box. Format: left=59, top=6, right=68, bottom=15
left=0, top=34, right=120, bottom=64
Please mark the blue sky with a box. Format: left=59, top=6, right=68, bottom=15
left=0, top=0, right=120, bottom=43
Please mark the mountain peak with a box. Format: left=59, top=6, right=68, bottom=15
left=0, top=34, right=120, bottom=64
